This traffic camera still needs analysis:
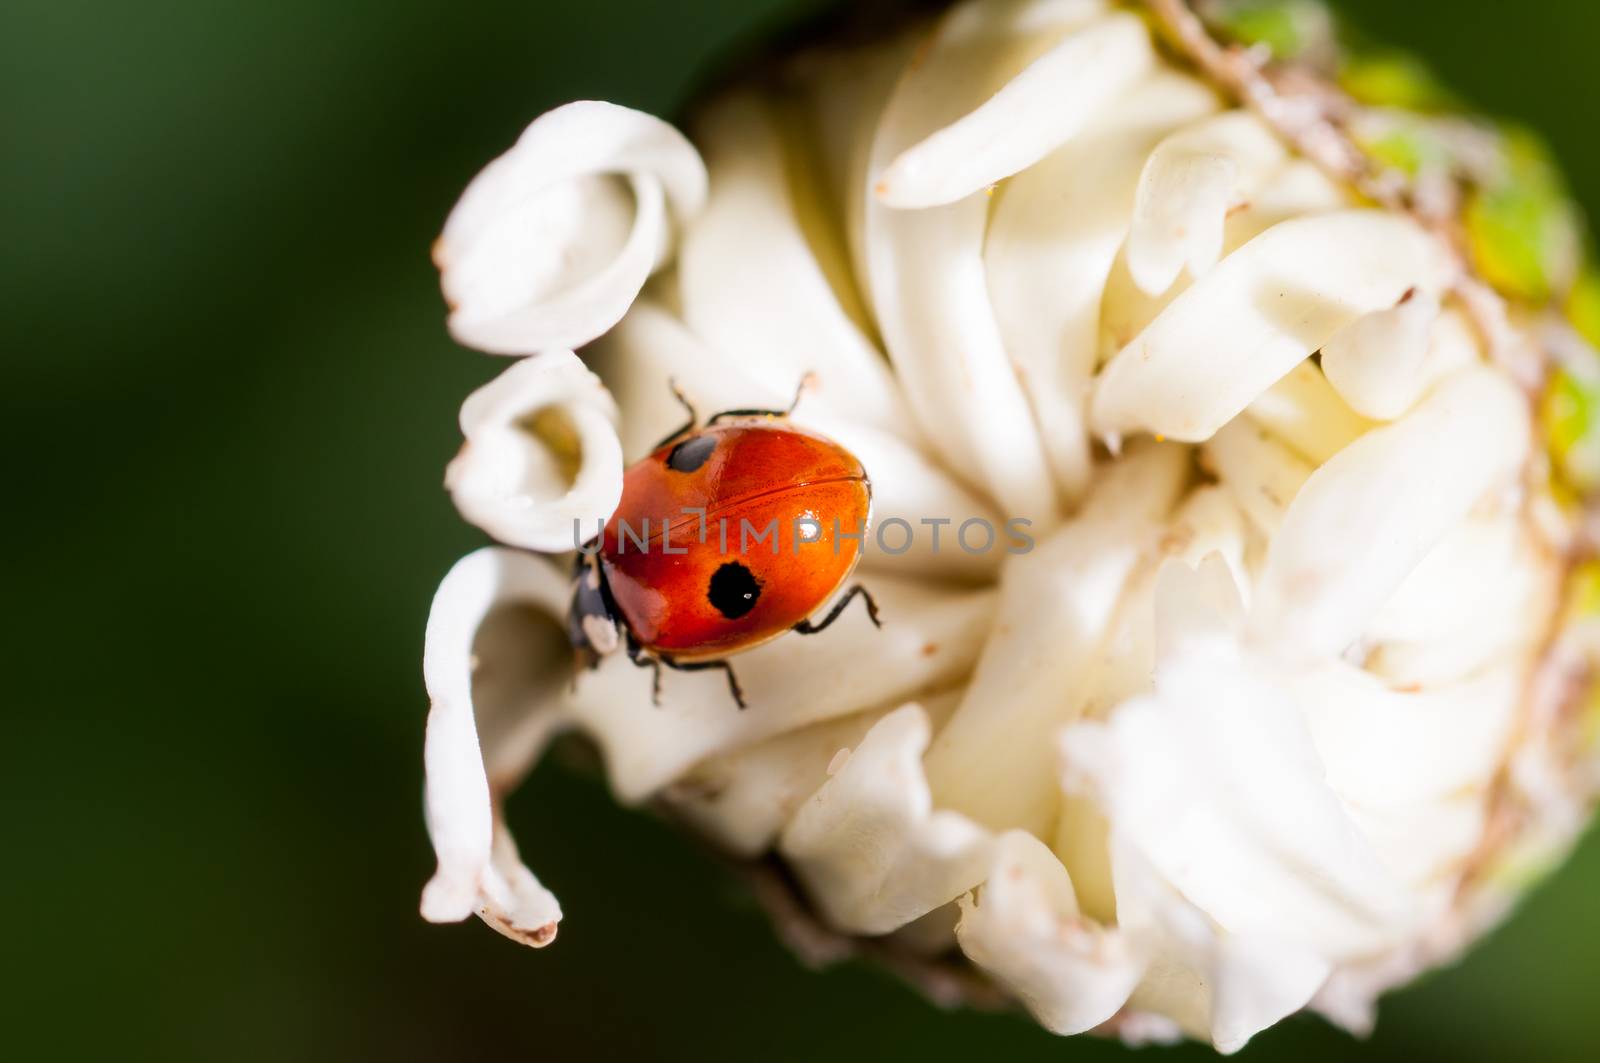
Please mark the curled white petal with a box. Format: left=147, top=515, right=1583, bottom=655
left=987, top=71, right=1219, bottom=499
left=1368, top=521, right=1558, bottom=686
left=1127, top=151, right=1236, bottom=296
left=1243, top=361, right=1370, bottom=465
left=1126, top=112, right=1287, bottom=296
left=420, top=547, right=574, bottom=945
left=680, top=93, right=911, bottom=435
left=956, top=831, right=1144, bottom=1034
left=780, top=704, right=993, bottom=934
left=438, top=101, right=707, bottom=353
left=1113, top=840, right=1333, bottom=1053
left=446, top=351, right=624, bottom=552
left=1199, top=417, right=1313, bottom=538
left=1320, top=290, right=1443, bottom=420
left=926, top=442, right=1190, bottom=835
left=865, top=0, right=1082, bottom=523
left=875, top=7, right=1152, bottom=208
left=1091, top=210, right=1452, bottom=443
left=667, top=689, right=964, bottom=858
left=572, top=573, right=997, bottom=801
left=1064, top=559, right=1415, bottom=967
left=1296, top=660, right=1522, bottom=808
left=1251, top=367, right=1531, bottom=657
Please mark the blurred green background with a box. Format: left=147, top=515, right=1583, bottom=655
left=7, top=0, right=1600, bottom=1059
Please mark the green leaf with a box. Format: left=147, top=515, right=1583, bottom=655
left=1339, top=50, right=1457, bottom=111
left=1466, top=130, right=1581, bottom=304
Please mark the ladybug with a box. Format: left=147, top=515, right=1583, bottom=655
left=568, top=384, right=880, bottom=708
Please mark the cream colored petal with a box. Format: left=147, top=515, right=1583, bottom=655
left=1251, top=367, right=1530, bottom=658
left=1112, top=841, right=1333, bottom=1054
left=1199, top=417, right=1313, bottom=538
left=780, top=704, right=994, bottom=935
left=1127, top=152, right=1236, bottom=296
left=1063, top=559, right=1416, bottom=965
left=665, top=689, right=965, bottom=858
left=679, top=93, right=910, bottom=435
left=571, top=573, right=996, bottom=802
left=1126, top=112, right=1287, bottom=297
left=1090, top=210, right=1451, bottom=443
left=956, top=831, right=1144, bottom=1034
left=865, top=0, right=1087, bottom=522
left=987, top=71, right=1219, bottom=499
left=438, top=101, right=706, bottom=353
left=926, top=443, right=1190, bottom=836
left=1368, top=529, right=1558, bottom=687
left=1074, top=488, right=1256, bottom=724
left=1320, top=289, right=1447, bottom=421
left=876, top=9, right=1152, bottom=208
left=793, top=31, right=920, bottom=323
left=420, top=548, right=573, bottom=945
left=588, top=301, right=1003, bottom=581
left=1242, top=361, right=1371, bottom=465
left=446, top=351, right=624, bottom=552
left=1220, top=158, right=1348, bottom=248
left=1345, top=793, right=1489, bottom=890
left=1295, top=659, right=1522, bottom=807
left=1366, top=513, right=1524, bottom=646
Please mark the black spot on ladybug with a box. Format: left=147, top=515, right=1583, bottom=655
left=708, top=562, right=761, bottom=620
left=666, top=434, right=717, bottom=473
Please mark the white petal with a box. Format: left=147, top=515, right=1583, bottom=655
left=1127, top=152, right=1236, bottom=296
left=1295, top=659, right=1522, bottom=807
left=438, top=101, right=706, bottom=353
left=1344, top=793, right=1489, bottom=890
left=446, top=351, right=624, bottom=552
left=987, top=71, right=1219, bottom=499
left=875, top=8, right=1152, bottom=208
left=420, top=548, right=573, bottom=944
left=665, top=689, right=965, bottom=857
left=865, top=0, right=1086, bottom=522
left=1242, top=361, right=1371, bottom=465
left=926, top=442, right=1190, bottom=835
left=1199, top=417, right=1313, bottom=538
left=679, top=93, right=910, bottom=434
left=1126, top=112, right=1287, bottom=296
left=1090, top=210, right=1452, bottom=443
left=1221, top=157, right=1348, bottom=247
left=1063, top=560, right=1416, bottom=963
left=794, top=31, right=921, bottom=322
left=1251, top=367, right=1530, bottom=657
left=1368, top=525, right=1558, bottom=686
left=780, top=704, right=994, bottom=934
left=1366, top=513, right=1524, bottom=645
left=1112, top=841, right=1332, bottom=1053
left=572, top=573, right=997, bottom=801
left=956, top=831, right=1145, bottom=1034
left=1320, top=290, right=1444, bottom=420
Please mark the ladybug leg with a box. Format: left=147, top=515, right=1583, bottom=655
left=658, top=654, right=748, bottom=710
left=650, top=378, right=701, bottom=451
left=707, top=372, right=816, bottom=425
left=793, top=584, right=882, bottom=635
left=625, top=634, right=664, bottom=704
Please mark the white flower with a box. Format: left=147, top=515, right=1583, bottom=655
left=418, top=0, right=1600, bottom=1051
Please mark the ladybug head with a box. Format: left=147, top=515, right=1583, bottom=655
left=566, top=548, right=621, bottom=668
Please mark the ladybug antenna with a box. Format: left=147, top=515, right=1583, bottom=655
left=705, top=373, right=820, bottom=426
left=786, top=372, right=818, bottom=416
left=667, top=378, right=699, bottom=426
left=651, top=378, right=700, bottom=450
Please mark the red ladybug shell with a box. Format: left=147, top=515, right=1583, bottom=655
left=599, top=419, right=871, bottom=660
